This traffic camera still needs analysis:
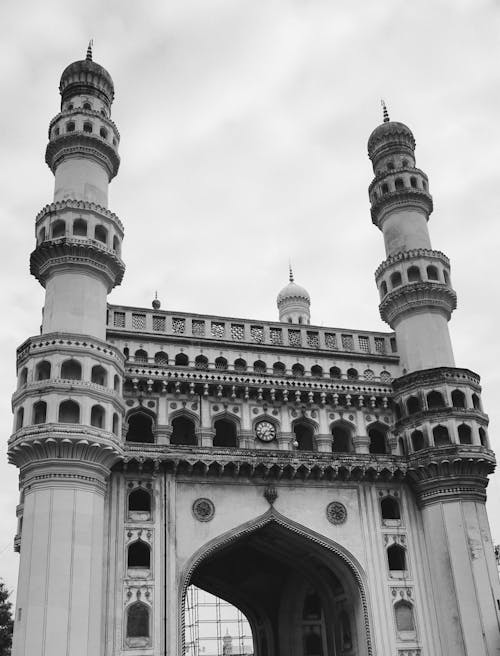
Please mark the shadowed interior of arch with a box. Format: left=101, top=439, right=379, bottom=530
left=185, top=519, right=368, bottom=656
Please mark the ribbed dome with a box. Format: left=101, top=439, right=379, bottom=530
left=60, top=57, right=114, bottom=106
left=277, top=281, right=310, bottom=305
left=367, top=121, right=415, bottom=160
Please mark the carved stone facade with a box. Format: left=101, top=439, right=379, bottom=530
left=8, top=50, right=500, bottom=656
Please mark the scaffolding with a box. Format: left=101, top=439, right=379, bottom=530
left=185, top=585, right=254, bottom=655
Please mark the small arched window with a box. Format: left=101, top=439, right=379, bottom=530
left=331, top=425, right=352, bottom=453
left=94, top=225, right=108, bottom=244
left=427, top=390, right=445, bottom=409
left=126, top=412, right=154, bottom=443
left=127, top=541, right=150, bottom=569
left=427, top=265, right=439, bottom=281
left=171, top=416, right=196, bottom=445
left=381, top=183, right=389, bottom=194
left=38, top=227, right=46, bottom=243
left=83, top=122, right=93, bottom=133
left=479, top=427, right=487, bottom=447
left=433, top=425, right=450, bottom=446
left=112, top=235, right=120, bottom=252
left=387, top=162, right=395, bottom=170
left=381, top=497, right=400, bottom=520
left=234, top=358, right=247, bottom=372
left=410, top=176, right=418, bottom=188
left=61, top=359, right=82, bottom=380
left=129, top=489, right=151, bottom=515
left=458, top=424, right=472, bottom=444
left=395, top=601, right=415, bottom=632
left=175, top=353, right=188, bottom=366
left=273, top=362, right=286, bottom=376
left=134, top=349, right=148, bottom=363
left=422, top=180, right=427, bottom=190
left=215, top=357, right=228, bottom=371
left=347, top=368, right=358, bottom=380
left=380, top=280, right=388, bottom=297
left=451, top=389, right=466, bottom=408
left=395, top=177, right=404, bottom=190
left=407, top=266, right=421, bottom=282
left=329, top=366, right=341, bottom=379
left=402, top=159, right=409, bottom=167
left=369, top=427, right=387, bottom=454
left=253, top=360, right=267, bottom=374
left=390, top=271, right=402, bottom=288
left=83, top=102, right=92, bottom=110
left=127, top=602, right=150, bottom=639
left=19, top=367, right=28, bottom=388
left=311, top=365, right=323, bottom=378
left=195, top=355, right=208, bottom=370
left=33, top=401, right=47, bottom=425
left=36, top=360, right=51, bottom=380
left=387, top=544, right=406, bottom=571
left=154, top=351, right=168, bottom=366
left=213, top=419, right=237, bottom=447
left=411, top=430, right=425, bottom=452
left=472, top=393, right=481, bottom=410
left=73, top=218, right=87, bottom=236
left=15, top=408, right=24, bottom=431
left=406, top=396, right=420, bottom=415
left=52, top=219, right=66, bottom=238
left=112, top=412, right=119, bottom=435
left=100, top=127, right=108, bottom=139
left=292, top=363, right=305, bottom=377
left=294, top=422, right=314, bottom=451
left=443, top=270, right=450, bottom=284
left=113, top=375, right=120, bottom=392
left=123, top=347, right=130, bottom=360
left=59, top=400, right=80, bottom=424
left=66, top=121, right=75, bottom=132
left=90, top=405, right=105, bottom=428
left=91, top=365, right=107, bottom=386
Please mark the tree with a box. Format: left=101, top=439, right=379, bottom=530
left=0, top=580, right=13, bottom=656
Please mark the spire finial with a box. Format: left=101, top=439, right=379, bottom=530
left=289, top=263, right=294, bottom=283
left=86, top=39, right=94, bottom=62
left=381, top=99, right=390, bottom=123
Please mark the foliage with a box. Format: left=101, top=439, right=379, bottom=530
left=0, top=580, right=13, bottom=656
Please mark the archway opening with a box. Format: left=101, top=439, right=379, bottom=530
left=184, top=518, right=369, bottom=656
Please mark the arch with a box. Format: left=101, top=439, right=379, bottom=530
left=380, top=280, right=388, bottom=297
left=213, top=418, right=238, bottom=448
left=134, top=349, right=148, bottom=363
left=127, top=540, right=151, bottom=569
left=394, top=600, right=415, bottom=632
left=128, top=488, right=151, bottom=515
left=407, top=266, right=421, bottom=282
left=253, top=360, right=267, bottom=374
left=51, top=219, right=65, bottom=238
left=381, top=497, right=400, bottom=520
left=443, top=269, right=450, bottom=284
left=33, top=400, right=47, bottom=425
left=113, top=374, right=120, bottom=392
left=154, top=351, right=168, bottom=366
left=61, top=358, right=82, bottom=380
left=126, top=410, right=155, bottom=443
left=311, top=365, right=323, bottom=378
left=398, top=437, right=407, bottom=456
left=427, top=390, right=445, bottom=409
left=215, top=356, right=228, bottom=371
left=15, top=407, right=24, bottom=431
left=347, top=368, right=358, bottom=380
left=175, top=352, right=189, bottom=366
left=394, top=177, right=404, bottom=190
left=66, top=121, right=75, bottom=132
left=83, top=121, right=93, bottom=133
left=433, top=424, right=450, bottom=446
left=180, top=510, right=374, bottom=656
left=273, top=362, right=286, bottom=376
left=90, top=405, right=105, bottom=429
left=406, top=396, right=420, bottom=415
left=410, top=176, right=418, bottom=188
left=91, top=364, right=107, bottom=386
left=100, top=126, right=108, bottom=139
left=58, top=400, right=80, bottom=424
left=368, top=424, right=388, bottom=454
left=195, top=355, right=208, bottom=370
left=331, top=423, right=353, bottom=453
left=387, top=544, right=406, bottom=571
left=479, top=427, right=488, bottom=447
left=82, top=101, right=92, bottom=110
left=112, top=412, right=119, bottom=435
left=94, top=224, right=108, bottom=244
left=292, top=363, right=305, bottom=377
left=171, top=415, right=197, bottom=446
left=329, top=366, right=341, bottom=379
left=18, top=367, right=28, bottom=388
left=126, top=601, right=150, bottom=639
left=411, top=430, right=425, bottom=452
left=73, top=218, right=87, bottom=236
left=390, top=271, right=402, bottom=288
left=426, top=265, right=439, bottom=281
left=112, top=235, right=120, bottom=252
left=293, top=420, right=315, bottom=451
left=38, top=226, right=46, bottom=243
left=451, top=389, right=466, bottom=408
left=381, top=183, right=389, bottom=194
left=472, top=393, right=481, bottom=410
left=458, top=423, right=472, bottom=444
left=234, top=358, right=247, bottom=372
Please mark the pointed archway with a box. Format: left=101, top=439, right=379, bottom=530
left=180, top=509, right=373, bottom=656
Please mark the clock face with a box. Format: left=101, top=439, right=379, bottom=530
left=255, top=420, right=276, bottom=442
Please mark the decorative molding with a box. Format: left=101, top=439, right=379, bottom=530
left=392, top=366, right=481, bottom=393
left=371, top=189, right=433, bottom=226
left=379, top=282, right=457, bottom=325
left=16, top=332, right=125, bottom=367
left=375, top=248, right=450, bottom=278
left=45, top=132, right=120, bottom=179
left=35, top=198, right=124, bottom=233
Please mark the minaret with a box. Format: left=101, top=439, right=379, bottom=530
left=368, top=104, right=456, bottom=372
left=9, top=47, right=125, bottom=656
left=276, top=266, right=311, bottom=324
left=368, top=109, right=500, bottom=655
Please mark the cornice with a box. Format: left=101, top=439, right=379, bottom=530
left=392, top=366, right=481, bottom=392
left=45, top=132, right=120, bottom=179
left=379, top=282, right=457, bottom=325
left=371, top=189, right=433, bottom=226
left=395, top=407, right=489, bottom=431
left=375, top=249, right=450, bottom=279
left=17, top=332, right=126, bottom=367
left=48, top=108, right=121, bottom=140
left=36, top=198, right=124, bottom=234
left=12, top=378, right=126, bottom=411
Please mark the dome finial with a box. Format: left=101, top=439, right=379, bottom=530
left=381, top=99, right=390, bottom=123
left=152, top=291, right=161, bottom=310
left=86, top=39, right=94, bottom=62
left=289, top=262, right=294, bottom=283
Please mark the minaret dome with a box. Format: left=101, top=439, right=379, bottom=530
left=277, top=266, right=311, bottom=324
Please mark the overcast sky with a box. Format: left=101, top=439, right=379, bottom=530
left=1, top=0, right=500, bottom=596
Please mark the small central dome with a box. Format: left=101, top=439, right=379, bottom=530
left=277, top=281, right=310, bottom=304
left=367, top=120, right=415, bottom=162
left=277, top=267, right=311, bottom=324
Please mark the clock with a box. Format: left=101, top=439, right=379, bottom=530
left=255, top=420, right=276, bottom=442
